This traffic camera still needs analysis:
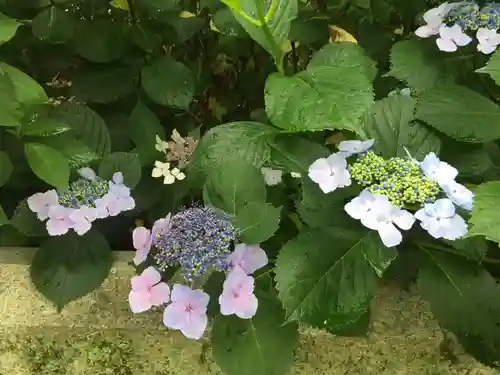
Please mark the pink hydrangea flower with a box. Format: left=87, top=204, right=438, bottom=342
left=228, top=244, right=268, bottom=275
left=46, top=205, right=75, bottom=236
left=69, top=206, right=98, bottom=235
left=128, top=266, right=170, bottom=313
left=132, top=214, right=172, bottom=265
left=27, top=190, right=59, bottom=220
left=163, top=284, right=209, bottom=340
left=219, top=268, right=258, bottom=319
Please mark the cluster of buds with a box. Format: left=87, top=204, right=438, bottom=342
left=349, top=152, right=441, bottom=207
left=152, top=129, right=198, bottom=185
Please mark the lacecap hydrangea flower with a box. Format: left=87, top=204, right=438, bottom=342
left=129, top=218, right=268, bottom=339
left=27, top=168, right=135, bottom=236
left=415, top=1, right=500, bottom=54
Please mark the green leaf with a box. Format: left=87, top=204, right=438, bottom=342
left=0, top=12, right=21, bottom=43
left=204, top=158, right=266, bottom=215
left=73, top=20, right=127, bottom=62
left=441, top=143, right=494, bottom=178
left=275, top=229, right=395, bottom=325
left=324, top=306, right=371, bottom=337
left=0, top=204, right=8, bottom=226
left=127, top=24, right=161, bottom=53
left=236, top=202, right=281, bottom=243
left=189, top=121, right=277, bottom=182
left=40, top=133, right=101, bottom=168
left=0, top=72, right=21, bottom=126
left=141, top=56, right=195, bottom=109
left=476, top=49, right=500, bottom=85
left=128, top=101, right=165, bottom=165
left=443, top=237, right=488, bottom=263
left=98, top=152, right=142, bottom=189
left=51, top=102, right=111, bottom=158
left=32, top=6, right=75, bottom=43
left=387, top=39, right=457, bottom=91
left=163, top=15, right=205, bottom=44
left=212, top=287, right=298, bottom=375
left=21, top=104, right=71, bottom=136
left=265, top=66, right=373, bottom=133
left=308, top=42, right=377, bottom=81
left=418, top=250, right=500, bottom=367
left=71, top=66, right=135, bottom=103
left=24, top=142, right=70, bottom=189
left=364, top=95, right=440, bottom=159
left=223, top=0, right=298, bottom=66
left=11, top=198, right=48, bottom=237
left=466, top=181, right=500, bottom=244
left=30, top=230, right=113, bottom=311
left=212, top=7, right=246, bottom=37
left=0, top=150, right=13, bottom=186
left=296, top=179, right=358, bottom=229
left=268, top=135, right=329, bottom=174
left=0, top=62, right=48, bottom=105
left=416, top=83, right=500, bottom=143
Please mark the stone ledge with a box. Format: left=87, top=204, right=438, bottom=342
left=0, top=248, right=498, bottom=375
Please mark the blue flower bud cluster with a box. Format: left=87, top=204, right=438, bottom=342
left=152, top=206, right=238, bottom=282
left=348, top=152, right=441, bottom=207
left=446, top=2, right=500, bottom=30
left=58, top=178, right=109, bottom=208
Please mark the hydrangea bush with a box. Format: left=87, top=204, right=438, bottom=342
left=1, top=0, right=500, bottom=373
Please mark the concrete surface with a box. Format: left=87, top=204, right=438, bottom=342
left=0, top=247, right=498, bottom=375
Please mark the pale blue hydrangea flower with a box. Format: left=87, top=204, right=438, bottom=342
left=308, top=152, right=351, bottom=194
left=414, top=198, right=468, bottom=240
left=418, top=152, right=458, bottom=187
left=441, top=180, right=474, bottom=211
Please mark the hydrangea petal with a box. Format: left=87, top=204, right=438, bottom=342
left=128, top=290, right=152, bottom=313
left=149, top=282, right=171, bottom=306
left=229, top=244, right=268, bottom=275
left=377, top=222, right=403, bottom=247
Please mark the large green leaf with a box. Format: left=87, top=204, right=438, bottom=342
left=476, top=49, right=500, bottom=85
left=11, top=198, right=48, bottom=237
left=30, top=230, right=113, bottom=312
left=0, top=12, right=21, bottom=43
left=0, top=62, right=48, bottom=105
left=416, top=84, right=500, bottom=143
left=466, top=181, right=500, bottom=244
left=212, top=287, right=298, bottom=375
left=268, top=135, right=329, bottom=174
left=51, top=102, right=111, bottom=158
left=189, top=121, right=277, bottom=181
left=73, top=19, right=127, bottom=62
left=223, top=0, right=298, bottom=67
left=265, top=66, right=373, bottom=133
left=204, top=158, right=266, bottom=215
left=0, top=72, right=21, bottom=126
left=141, top=56, right=195, bottom=109
left=296, top=179, right=358, bottom=229
left=40, top=133, right=101, bottom=169
left=308, top=42, right=377, bottom=81
left=418, top=250, right=500, bottom=367
left=387, top=39, right=458, bottom=91
left=235, top=202, right=281, bottom=243
left=364, top=95, right=440, bottom=159
left=71, top=66, right=136, bottom=103
left=0, top=204, right=8, bottom=226
left=275, top=229, right=396, bottom=325
left=98, top=152, right=142, bottom=189
left=32, top=6, right=75, bottom=43
left=24, top=143, right=69, bottom=190
left=0, top=150, right=13, bottom=186
left=20, top=104, right=71, bottom=136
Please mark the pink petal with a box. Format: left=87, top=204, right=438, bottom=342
left=436, top=37, right=457, bottom=52
left=170, top=283, right=195, bottom=303
left=149, top=282, right=170, bottom=306
left=129, top=290, right=152, bottom=313
left=179, top=313, right=207, bottom=340
left=189, top=289, right=210, bottom=312
left=163, top=302, right=186, bottom=329
left=132, top=227, right=151, bottom=251
left=234, top=293, right=258, bottom=319
left=130, top=275, right=148, bottom=291
left=27, top=190, right=59, bottom=220
left=46, top=218, right=71, bottom=236
left=230, top=244, right=268, bottom=275
left=141, top=266, right=161, bottom=287
left=219, top=294, right=236, bottom=316
left=151, top=214, right=172, bottom=237
left=223, top=268, right=255, bottom=295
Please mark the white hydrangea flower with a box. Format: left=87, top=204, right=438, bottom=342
left=418, top=152, right=458, bottom=187
left=155, top=135, right=169, bottom=153
left=476, top=27, right=500, bottom=54
left=415, top=2, right=456, bottom=38
left=261, top=167, right=283, bottom=186
left=308, top=153, right=351, bottom=194
left=436, top=24, right=472, bottom=52
left=290, top=172, right=301, bottom=178
left=441, top=180, right=473, bottom=211
left=170, top=167, right=185, bottom=181
left=337, top=139, right=374, bottom=157
left=345, top=191, right=415, bottom=247
left=414, top=198, right=467, bottom=240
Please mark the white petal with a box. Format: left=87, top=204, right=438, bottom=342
left=163, top=174, right=175, bottom=184
left=344, top=199, right=364, bottom=220
left=325, top=152, right=347, bottom=169
left=436, top=37, right=457, bottom=52
left=152, top=167, right=163, bottom=178
left=415, top=24, right=439, bottom=38
left=478, top=42, right=497, bottom=54
left=391, top=209, right=415, bottom=231
left=434, top=198, right=456, bottom=218
left=444, top=215, right=468, bottom=240
left=377, top=222, right=402, bottom=247
left=176, top=172, right=186, bottom=181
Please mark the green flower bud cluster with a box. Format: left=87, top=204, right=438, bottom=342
left=58, top=178, right=109, bottom=209
left=348, top=152, right=440, bottom=207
